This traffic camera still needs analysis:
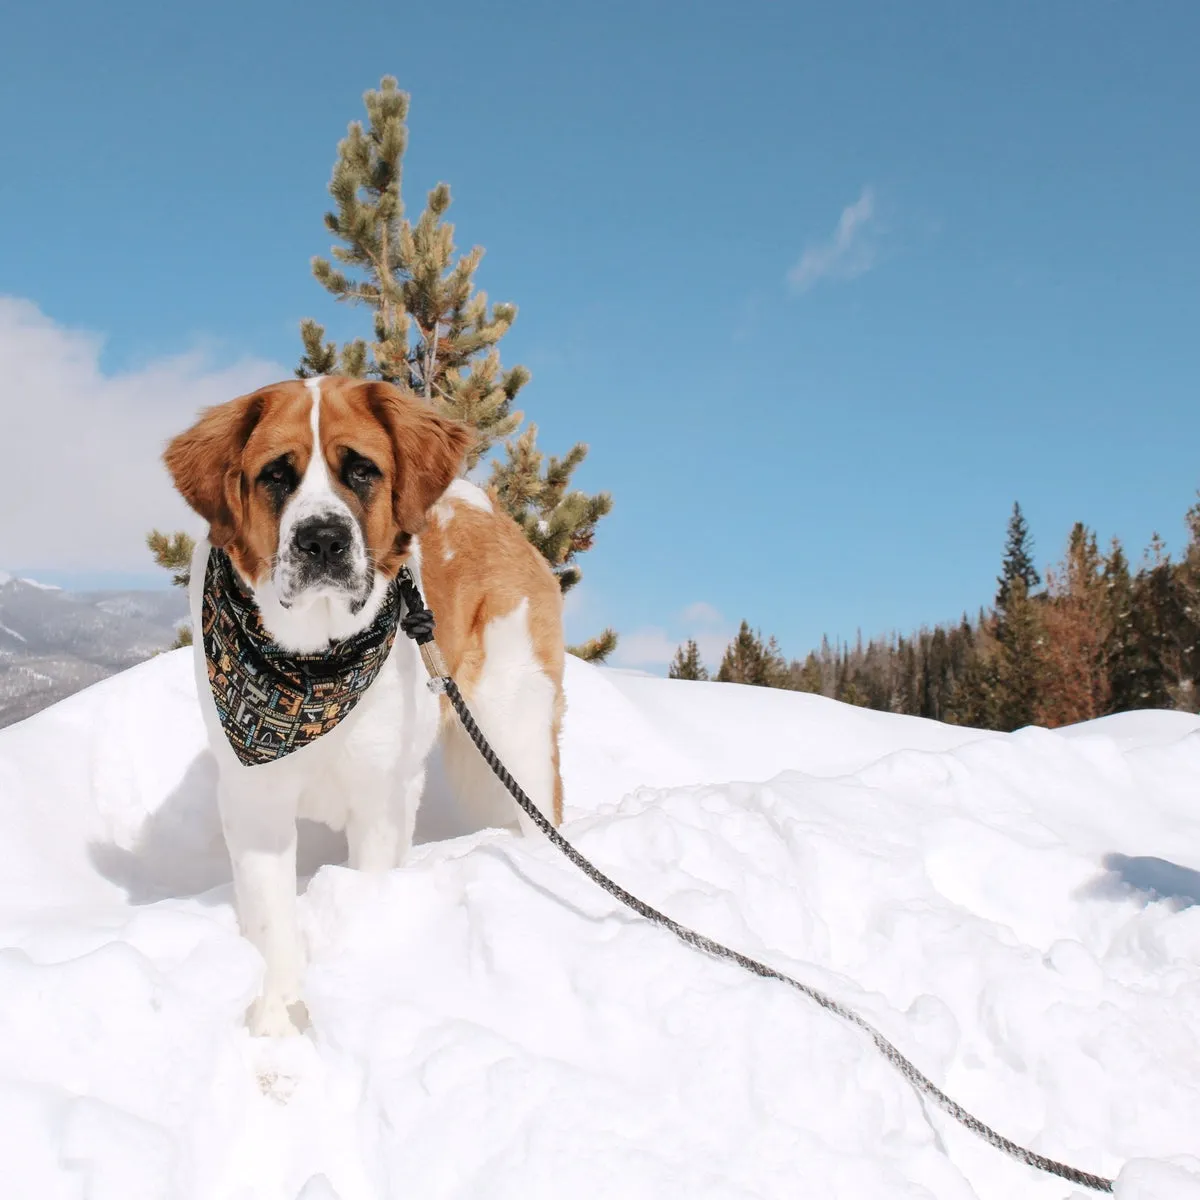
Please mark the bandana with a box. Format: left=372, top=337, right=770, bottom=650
left=201, top=548, right=402, bottom=766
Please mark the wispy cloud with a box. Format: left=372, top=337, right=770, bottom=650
left=679, top=601, right=722, bottom=625
left=787, top=187, right=878, bottom=293
left=613, top=602, right=732, bottom=672
left=0, top=297, right=286, bottom=575
left=611, top=628, right=679, bottom=667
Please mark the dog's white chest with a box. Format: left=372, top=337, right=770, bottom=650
left=291, top=641, right=440, bottom=829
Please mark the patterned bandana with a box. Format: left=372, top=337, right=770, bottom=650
left=202, top=548, right=402, bottom=766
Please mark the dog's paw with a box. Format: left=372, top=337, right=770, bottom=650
left=247, top=994, right=311, bottom=1038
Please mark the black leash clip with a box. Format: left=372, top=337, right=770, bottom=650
left=396, top=566, right=437, bottom=646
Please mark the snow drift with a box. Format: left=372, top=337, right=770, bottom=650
left=0, top=650, right=1198, bottom=1199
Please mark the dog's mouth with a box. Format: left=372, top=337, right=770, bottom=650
left=277, top=568, right=374, bottom=612
left=276, top=517, right=373, bottom=611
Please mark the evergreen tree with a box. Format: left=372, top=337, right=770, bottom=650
left=297, top=75, right=613, bottom=652
left=487, top=424, right=613, bottom=596
left=297, top=78, right=523, bottom=462
left=1126, top=517, right=1200, bottom=713
left=788, top=651, right=824, bottom=694
left=147, top=530, right=194, bottom=589
left=716, top=622, right=787, bottom=687
left=1173, top=498, right=1200, bottom=711
left=995, top=577, right=1045, bottom=730
left=1100, top=537, right=1142, bottom=713
left=947, top=616, right=1003, bottom=729
left=838, top=678, right=871, bottom=707
left=996, top=502, right=1041, bottom=614
left=567, top=629, right=618, bottom=665
left=1037, top=523, right=1110, bottom=726
left=146, top=530, right=194, bottom=647
left=1127, top=533, right=1180, bottom=710
left=669, top=640, right=709, bottom=680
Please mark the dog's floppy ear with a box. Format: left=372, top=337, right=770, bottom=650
left=367, top=382, right=476, bottom=535
left=164, top=392, right=264, bottom=547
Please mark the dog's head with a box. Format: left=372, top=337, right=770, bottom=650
left=165, top=377, right=474, bottom=614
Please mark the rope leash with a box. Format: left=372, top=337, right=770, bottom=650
left=396, top=569, right=1116, bottom=1194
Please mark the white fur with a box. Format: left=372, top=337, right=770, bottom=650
left=440, top=599, right=558, bottom=839
left=430, top=478, right=493, bottom=545
left=189, top=537, right=438, bottom=1036
left=189, top=388, right=557, bottom=1037
left=444, top=478, right=493, bottom=513
left=261, top=378, right=381, bottom=650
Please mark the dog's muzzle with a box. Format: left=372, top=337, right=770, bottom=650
left=279, top=515, right=369, bottom=605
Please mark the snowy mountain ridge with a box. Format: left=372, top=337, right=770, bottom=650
left=0, top=650, right=1198, bottom=1198
left=0, top=574, right=187, bottom=727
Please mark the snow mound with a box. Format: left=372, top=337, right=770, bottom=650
left=1, top=651, right=1198, bottom=1198
left=1115, top=1157, right=1200, bottom=1199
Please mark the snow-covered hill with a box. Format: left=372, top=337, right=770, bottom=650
left=0, top=652, right=1198, bottom=1199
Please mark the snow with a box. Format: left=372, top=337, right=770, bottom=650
left=0, top=652, right=1198, bottom=1199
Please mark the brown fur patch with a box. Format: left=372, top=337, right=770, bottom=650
left=420, top=490, right=566, bottom=825
left=163, top=389, right=266, bottom=550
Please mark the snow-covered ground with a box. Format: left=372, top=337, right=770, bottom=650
left=0, top=651, right=1198, bottom=1199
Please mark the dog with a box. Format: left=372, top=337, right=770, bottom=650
left=165, top=376, right=565, bottom=1036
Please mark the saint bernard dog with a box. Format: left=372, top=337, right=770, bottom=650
left=165, top=376, right=565, bottom=1036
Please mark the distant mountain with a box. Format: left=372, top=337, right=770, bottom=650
left=0, top=574, right=188, bottom=727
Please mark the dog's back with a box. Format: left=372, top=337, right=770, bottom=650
left=419, top=478, right=566, bottom=828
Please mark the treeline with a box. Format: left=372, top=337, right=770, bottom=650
left=670, top=499, right=1200, bottom=730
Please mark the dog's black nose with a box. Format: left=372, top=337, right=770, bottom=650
left=294, top=521, right=349, bottom=565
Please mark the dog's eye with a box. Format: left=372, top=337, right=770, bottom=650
left=257, top=458, right=296, bottom=492
left=343, top=455, right=380, bottom=487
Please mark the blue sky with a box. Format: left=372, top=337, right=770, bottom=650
left=2, top=0, right=1198, bottom=669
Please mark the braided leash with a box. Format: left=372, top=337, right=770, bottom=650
left=396, top=568, right=1116, bottom=1194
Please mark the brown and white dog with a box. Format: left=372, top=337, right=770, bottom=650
left=165, top=376, right=565, bottom=1035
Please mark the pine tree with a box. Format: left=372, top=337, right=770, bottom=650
left=1037, top=523, right=1110, bottom=726
left=297, top=78, right=522, bottom=462
left=947, top=615, right=1003, bottom=729
left=996, top=502, right=1041, bottom=614
left=1173, top=498, right=1200, bottom=711
left=1127, top=533, right=1181, bottom=710
left=487, top=425, right=613, bottom=595
left=567, top=629, right=618, bottom=665
left=297, top=75, right=613, bottom=652
left=147, top=530, right=194, bottom=589
left=669, top=640, right=709, bottom=680
left=838, top=679, right=871, bottom=707
left=146, top=530, right=194, bottom=647
left=1103, top=538, right=1140, bottom=711
left=995, top=577, right=1046, bottom=730
left=788, top=651, right=824, bottom=694
left=716, top=622, right=787, bottom=687
left=1124, top=515, right=1200, bottom=713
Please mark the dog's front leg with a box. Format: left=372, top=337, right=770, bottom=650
left=345, top=768, right=425, bottom=873
left=219, top=774, right=308, bottom=1037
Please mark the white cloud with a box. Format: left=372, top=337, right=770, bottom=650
left=0, top=298, right=287, bottom=574
left=613, top=603, right=732, bottom=671
left=612, top=627, right=678, bottom=666
left=787, top=187, right=878, bottom=292
left=680, top=601, right=722, bottom=626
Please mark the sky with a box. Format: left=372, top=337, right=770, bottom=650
left=1, top=0, right=1198, bottom=671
